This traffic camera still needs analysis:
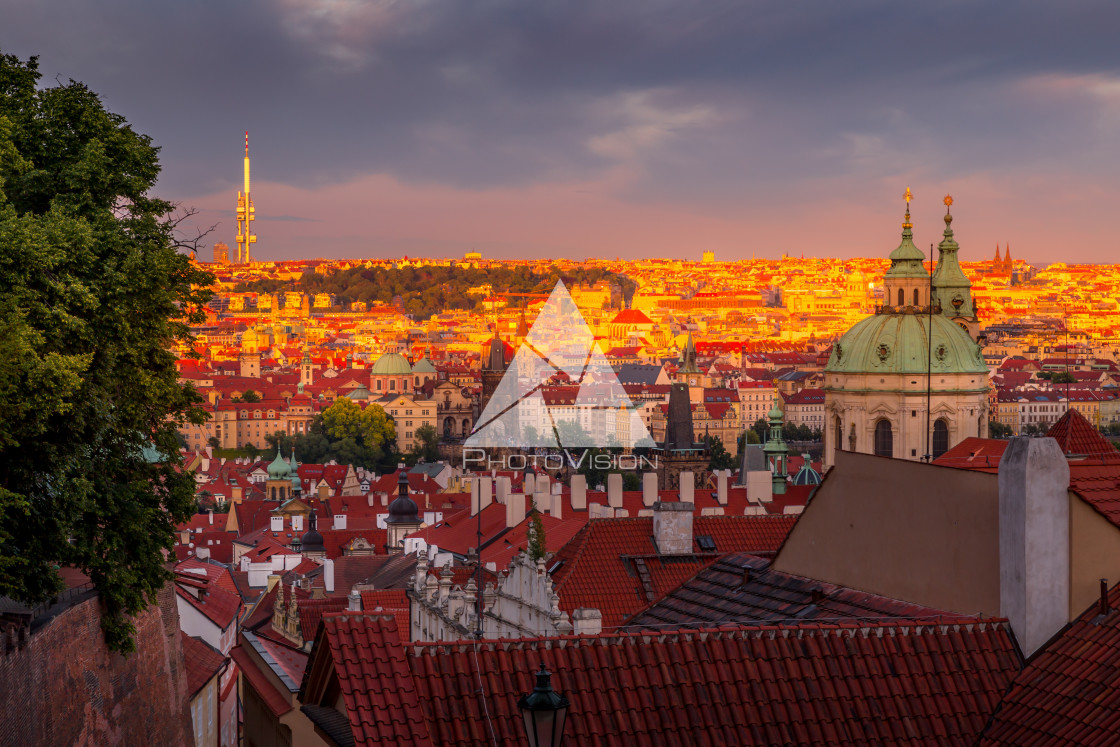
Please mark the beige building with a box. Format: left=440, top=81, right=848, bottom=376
left=378, top=393, right=437, bottom=452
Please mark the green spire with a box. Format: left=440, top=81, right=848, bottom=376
left=930, top=196, right=976, bottom=320
left=678, top=330, right=700, bottom=375
left=885, top=201, right=929, bottom=279
left=267, top=445, right=290, bottom=480
left=290, top=448, right=301, bottom=492
left=762, top=399, right=789, bottom=495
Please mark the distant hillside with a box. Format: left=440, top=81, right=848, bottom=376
left=234, top=264, right=634, bottom=319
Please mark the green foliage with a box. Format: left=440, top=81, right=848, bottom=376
left=745, top=429, right=761, bottom=445
left=238, top=389, right=261, bottom=403
left=527, top=507, right=547, bottom=562
left=988, top=420, right=1014, bottom=439
left=621, top=472, right=641, bottom=491
left=408, top=423, right=440, bottom=464
left=0, top=52, right=213, bottom=652
left=1050, top=371, right=1076, bottom=384
left=233, top=263, right=635, bottom=320
left=707, top=435, right=736, bottom=470
left=751, top=418, right=769, bottom=443
left=266, top=399, right=399, bottom=471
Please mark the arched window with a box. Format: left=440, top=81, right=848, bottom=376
left=933, top=418, right=949, bottom=458
left=849, top=423, right=857, bottom=451
left=835, top=416, right=843, bottom=452
left=874, top=419, right=893, bottom=457
left=913, top=288, right=920, bottom=306
left=897, top=288, right=904, bottom=306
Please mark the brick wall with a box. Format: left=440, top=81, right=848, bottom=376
left=0, top=584, right=192, bottom=746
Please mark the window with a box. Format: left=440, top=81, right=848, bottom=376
left=897, top=288, right=904, bottom=306
left=913, top=288, right=920, bottom=305
left=390, top=380, right=396, bottom=391
left=874, top=419, right=893, bottom=457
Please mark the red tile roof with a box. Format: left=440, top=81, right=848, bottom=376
left=176, top=584, right=241, bottom=630
left=981, top=581, right=1120, bottom=745
left=360, top=589, right=410, bottom=635
left=550, top=516, right=797, bottom=629
left=1047, top=408, right=1120, bottom=460
left=298, top=597, right=349, bottom=642
left=312, top=613, right=432, bottom=745
left=181, top=633, right=226, bottom=697
left=313, top=616, right=1020, bottom=746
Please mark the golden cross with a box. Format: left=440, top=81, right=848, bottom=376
left=944, top=194, right=953, bottom=207
left=904, top=187, right=913, bottom=204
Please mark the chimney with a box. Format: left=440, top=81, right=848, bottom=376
left=368, top=494, right=374, bottom=507
left=550, top=491, right=563, bottom=520
left=536, top=474, right=550, bottom=496
left=642, top=473, right=658, bottom=507
left=495, top=476, right=511, bottom=505
left=653, top=500, right=694, bottom=555
left=747, top=471, right=773, bottom=504
left=347, top=590, right=361, bottom=611
left=323, top=558, right=335, bottom=593
left=334, top=514, right=347, bottom=530
left=571, top=475, right=587, bottom=510
left=716, top=470, right=729, bottom=505
left=523, top=472, right=536, bottom=496
left=572, top=608, right=602, bottom=636
left=208, top=509, right=214, bottom=525
left=999, top=436, right=1070, bottom=657
left=479, top=477, right=493, bottom=511
left=534, top=486, right=550, bottom=516
left=607, top=473, right=623, bottom=508
left=470, top=478, right=480, bottom=516
left=679, top=471, right=695, bottom=503
left=506, top=493, right=526, bottom=530
left=1101, top=579, right=1111, bottom=617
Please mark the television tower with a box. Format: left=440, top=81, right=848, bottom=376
left=235, top=131, right=257, bottom=264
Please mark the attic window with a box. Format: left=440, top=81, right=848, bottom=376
left=696, top=535, right=717, bottom=552
left=548, top=560, right=565, bottom=574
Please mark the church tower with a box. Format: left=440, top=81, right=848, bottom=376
left=882, top=188, right=932, bottom=310
left=479, top=327, right=507, bottom=417
left=300, top=348, right=314, bottom=388
left=930, top=196, right=979, bottom=341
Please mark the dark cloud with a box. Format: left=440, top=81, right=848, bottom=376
left=3, top=0, right=1120, bottom=259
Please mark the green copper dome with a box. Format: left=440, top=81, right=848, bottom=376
left=267, top=446, right=291, bottom=480
left=826, top=312, right=986, bottom=375
left=370, top=351, right=413, bottom=376
left=412, top=356, right=437, bottom=374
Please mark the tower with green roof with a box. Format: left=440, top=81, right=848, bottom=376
left=930, top=196, right=979, bottom=340
left=762, top=400, right=789, bottom=495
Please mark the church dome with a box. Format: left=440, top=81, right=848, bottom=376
left=412, top=356, right=437, bottom=374
left=826, top=312, right=986, bottom=376
left=267, top=447, right=291, bottom=480
left=370, top=352, right=413, bottom=376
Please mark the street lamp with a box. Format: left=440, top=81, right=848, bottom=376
left=518, top=664, right=569, bottom=747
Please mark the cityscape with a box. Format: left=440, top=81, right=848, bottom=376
left=4, top=3, right=1120, bottom=746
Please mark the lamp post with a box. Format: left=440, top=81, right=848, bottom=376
left=518, top=664, right=569, bottom=747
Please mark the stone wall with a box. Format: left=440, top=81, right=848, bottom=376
left=0, top=584, right=192, bottom=746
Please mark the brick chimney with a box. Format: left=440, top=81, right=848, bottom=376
left=653, top=501, right=694, bottom=555
left=999, top=437, right=1070, bottom=657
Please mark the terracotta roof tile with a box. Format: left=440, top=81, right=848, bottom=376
left=982, top=580, right=1120, bottom=745
left=360, top=590, right=410, bottom=635
left=181, top=633, right=226, bottom=697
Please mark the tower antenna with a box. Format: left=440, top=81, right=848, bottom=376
left=235, top=131, right=257, bottom=264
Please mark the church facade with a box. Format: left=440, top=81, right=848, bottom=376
left=823, top=196, right=989, bottom=467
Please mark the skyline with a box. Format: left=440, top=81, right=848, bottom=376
left=5, top=1, right=1120, bottom=262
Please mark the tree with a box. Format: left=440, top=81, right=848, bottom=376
left=207, top=436, right=220, bottom=449
left=0, top=53, right=213, bottom=652
left=241, top=389, right=261, bottom=403
left=527, top=506, right=547, bottom=562
left=707, top=435, right=736, bottom=471
left=409, top=423, right=440, bottom=464
left=988, top=421, right=1013, bottom=439
left=751, top=418, right=769, bottom=443
left=1051, top=371, right=1076, bottom=384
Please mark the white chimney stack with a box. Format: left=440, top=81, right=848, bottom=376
left=653, top=501, right=695, bottom=555
left=679, top=471, right=695, bottom=503
left=573, top=608, right=602, bottom=636
left=495, top=476, right=511, bottom=505
left=523, top=471, right=536, bottom=496
left=479, top=477, right=493, bottom=511
left=571, top=475, right=587, bottom=510
left=716, top=470, right=729, bottom=505
left=642, top=472, right=658, bottom=507
left=506, top=493, right=526, bottom=530
left=323, top=558, right=335, bottom=593
left=607, top=473, right=623, bottom=508
left=208, top=509, right=214, bottom=525
left=999, top=437, right=1070, bottom=657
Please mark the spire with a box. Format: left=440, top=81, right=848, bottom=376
left=678, top=331, right=700, bottom=375
left=762, top=399, right=789, bottom=495
left=930, top=194, right=977, bottom=323
left=886, top=189, right=927, bottom=275
left=994, top=243, right=1002, bottom=263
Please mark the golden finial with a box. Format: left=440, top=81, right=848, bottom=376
left=904, top=187, right=913, bottom=205
left=943, top=194, right=953, bottom=208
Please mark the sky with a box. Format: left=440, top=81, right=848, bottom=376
left=4, top=1, right=1120, bottom=263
